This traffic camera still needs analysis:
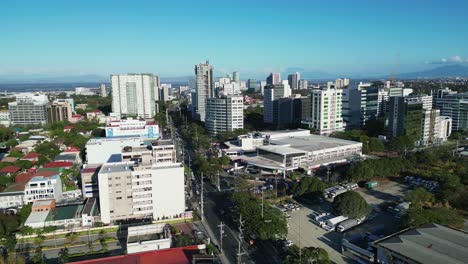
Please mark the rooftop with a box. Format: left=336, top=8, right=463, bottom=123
left=70, top=245, right=203, bottom=264
left=2, top=182, right=26, bottom=193
left=0, top=165, right=21, bottom=174
left=44, top=161, right=73, bottom=168
left=270, top=135, right=362, bottom=153
left=25, top=211, right=49, bottom=226
left=46, top=204, right=82, bottom=221
left=374, top=223, right=468, bottom=264
left=100, top=162, right=134, bottom=174
left=22, top=152, right=40, bottom=159
left=2, top=157, right=19, bottom=163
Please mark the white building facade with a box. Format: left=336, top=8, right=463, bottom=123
left=193, top=61, right=214, bottom=122
left=105, top=119, right=159, bottom=139
left=111, top=74, right=160, bottom=118
left=205, top=96, right=244, bottom=135
left=304, top=88, right=343, bottom=135
left=24, top=176, right=62, bottom=203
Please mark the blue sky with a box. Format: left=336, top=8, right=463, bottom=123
left=1, top=0, right=468, bottom=79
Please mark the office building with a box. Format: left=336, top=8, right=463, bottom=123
left=272, top=97, right=304, bottom=129
left=260, top=81, right=267, bottom=95
left=373, top=223, right=468, bottom=264
left=435, top=92, right=468, bottom=131
left=98, top=141, right=185, bottom=224
left=437, top=116, right=452, bottom=141
left=193, top=61, right=214, bottom=122
left=263, top=83, right=292, bottom=124
left=433, top=88, right=457, bottom=109
left=334, top=78, right=350, bottom=89
left=24, top=175, right=62, bottom=203
left=0, top=110, right=9, bottom=127
left=47, top=101, right=73, bottom=123
left=388, top=96, right=423, bottom=141
left=232, top=71, right=240, bottom=85
left=100, top=83, right=107, bottom=97
left=342, top=82, right=379, bottom=129
left=287, top=72, right=300, bottom=90
left=247, top=79, right=259, bottom=93
left=302, top=87, right=343, bottom=135
left=205, top=96, right=244, bottom=135
left=388, top=94, right=443, bottom=146
left=111, top=73, right=160, bottom=119
left=298, top=79, right=308, bottom=90
left=9, top=93, right=49, bottom=126
left=266, top=73, right=281, bottom=85
left=55, top=98, right=75, bottom=112
left=75, top=87, right=97, bottom=96
left=219, top=82, right=241, bottom=96
left=159, top=83, right=172, bottom=102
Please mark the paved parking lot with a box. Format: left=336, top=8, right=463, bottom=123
left=286, top=204, right=349, bottom=264
left=355, top=180, right=407, bottom=206
left=286, top=194, right=403, bottom=264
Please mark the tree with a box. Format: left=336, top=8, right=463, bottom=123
left=18, top=203, right=32, bottom=224
left=332, top=191, right=371, bottom=218
left=7, top=150, right=23, bottom=158
left=290, top=177, right=326, bottom=197
left=402, top=207, right=464, bottom=228
left=65, top=232, right=79, bottom=244
left=405, top=187, right=435, bottom=208
left=6, top=139, right=17, bottom=147
left=230, top=192, right=287, bottom=240
left=14, top=160, right=33, bottom=170
left=284, top=245, right=330, bottom=264
left=0, top=254, right=26, bottom=264
left=58, top=247, right=69, bottom=264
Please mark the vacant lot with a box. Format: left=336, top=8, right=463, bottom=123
left=355, top=180, right=407, bottom=207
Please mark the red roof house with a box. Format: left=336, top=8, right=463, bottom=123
left=21, top=152, right=40, bottom=162
left=14, top=172, right=34, bottom=184
left=64, top=146, right=81, bottom=153
left=71, top=245, right=205, bottom=264
left=43, top=161, right=73, bottom=169
left=0, top=165, right=21, bottom=176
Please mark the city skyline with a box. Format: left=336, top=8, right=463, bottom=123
left=1, top=0, right=468, bottom=80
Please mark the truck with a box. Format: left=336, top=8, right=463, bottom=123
left=336, top=217, right=365, bottom=232
left=314, top=214, right=335, bottom=226
left=366, top=181, right=379, bottom=189
left=322, top=215, right=348, bottom=231
left=329, top=188, right=348, bottom=199
left=343, top=182, right=358, bottom=190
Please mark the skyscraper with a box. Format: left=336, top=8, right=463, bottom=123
left=233, top=71, right=240, bottom=85
left=263, top=83, right=291, bottom=124
left=193, top=61, right=214, bottom=122
left=111, top=74, right=160, bottom=118
left=247, top=79, right=259, bottom=93
left=266, top=73, right=281, bottom=85
left=298, top=79, right=308, bottom=90
left=47, top=100, right=72, bottom=123
left=100, top=83, right=107, bottom=97
left=287, top=72, right=300, bottom=90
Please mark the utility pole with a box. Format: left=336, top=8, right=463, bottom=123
left=275, top=173, right=278, bottom=198
left=261, top=188, right=264, bottom=219
left=217, top=171, right=221, bottom=191
left=218, top=221, right=225, bottom=254
left=200, top=172, right=204, bottom=222
left=237, top=215, right=245, bottom=264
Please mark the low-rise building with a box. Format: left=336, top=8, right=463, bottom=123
left=105, top=119, right=159, bottom=139
left=237, top=129, right=362, bottom=175
left=24, top=174, right=62, bottom=203
left=373, top=223, right=468, bottom=264
left=126, top=224, right=171, bottom=254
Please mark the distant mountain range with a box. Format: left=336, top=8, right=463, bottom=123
left=393, top=65, right=468, bottom=79
left=1, top=65, right=468, bottom=84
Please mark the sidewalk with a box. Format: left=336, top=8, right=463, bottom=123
left=196, top=219, right=229, bottom=264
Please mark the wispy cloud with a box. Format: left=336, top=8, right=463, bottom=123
left=426, top=55, right=467, bottom=64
